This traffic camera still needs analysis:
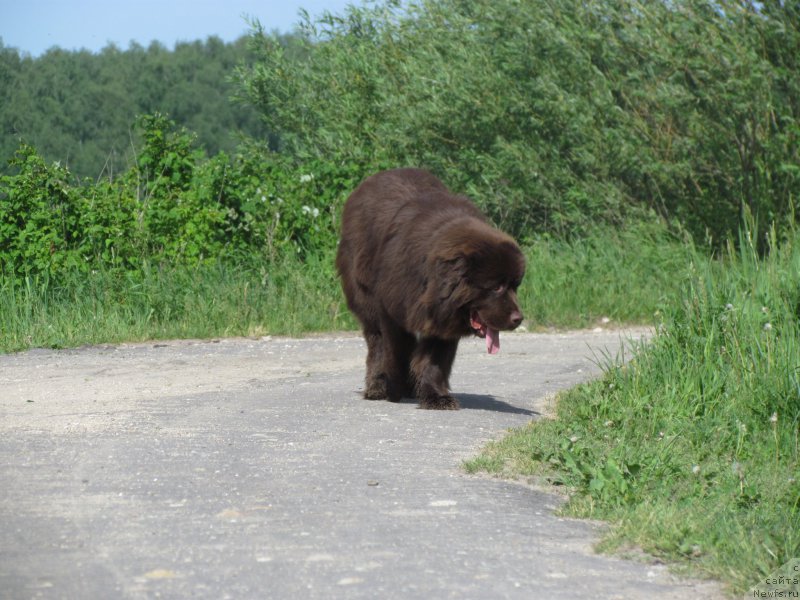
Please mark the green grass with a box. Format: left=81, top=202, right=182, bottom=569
left=1, top=221, right=692, bottom=353
left=0, top=250, right=356, bottom=353
left=519, top=221, right=694, bottom=329
left=466, top=223, right=800, bottom=594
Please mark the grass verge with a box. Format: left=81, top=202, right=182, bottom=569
left=519, top=220, right=694, bottom=328
left=466, top=224, right=800, bottom=594
left=1, top=221, right=692, bottom=353
left=0, top=250, right=356, bottom=353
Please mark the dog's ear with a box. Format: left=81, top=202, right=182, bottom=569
left=434, top=256, right=467, bottom=300
left=418, top=254, right=469, bottom=308
left=433, top=254, right=480, bottom=317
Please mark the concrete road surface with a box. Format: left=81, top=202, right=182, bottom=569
left=0, top=330, right=722, bottom=599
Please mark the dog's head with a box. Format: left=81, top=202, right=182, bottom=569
left=428, top=220, right=525, bottom=351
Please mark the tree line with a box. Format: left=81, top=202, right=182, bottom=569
left=0, top=35, right=274, bottom=179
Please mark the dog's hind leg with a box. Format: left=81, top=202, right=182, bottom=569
left=377, top=317, right=416, bottom=402
left=362, top=323, right=388, bottom=400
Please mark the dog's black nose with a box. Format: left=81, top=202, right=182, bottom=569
left=510, top=311, right=523, bottom=328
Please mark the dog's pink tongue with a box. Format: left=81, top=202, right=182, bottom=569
left=486, top=327, right=500, bottom=354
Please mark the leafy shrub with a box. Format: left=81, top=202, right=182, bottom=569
left=237, top=0, right=800, bottom=243
left=130, top=113, right=229, bottom=263
left=0, top=114, right=364, bottom=278
left=217, top=141, right=367, bottom=259
left=0, top=145, right=84, bottom=276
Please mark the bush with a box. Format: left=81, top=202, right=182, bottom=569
left=217, top=141, right=366, bottom=259
left=237, top=0, right=800, bottom=243
left=0, top=144, right=85, bottom=276
left=0, top=114, right=364, bottom=278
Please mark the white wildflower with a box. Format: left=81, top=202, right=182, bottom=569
left=299, top=173, right=314, bottom=183
left=763, top=322, right=772, bottom=331
left=692, top=465, right=701, bottom=475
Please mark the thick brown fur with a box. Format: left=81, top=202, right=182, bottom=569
left=336, top=168, right=525, bottom=410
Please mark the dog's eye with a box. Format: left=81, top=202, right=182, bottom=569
left=494, top=284, right=506, bottom=293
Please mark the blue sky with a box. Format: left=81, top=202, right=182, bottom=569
left=1, top=0, right=356, bottom=57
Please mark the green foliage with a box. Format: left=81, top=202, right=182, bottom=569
left=0, top=36, right=268, bottom=179
left=468, top=221, right=800, bottom=592
left=131, top=113, right=228, bottom=263
left=0, top=251, right=355, bottom=353
left=216, top=140, right=366, bottom=259
left=0, top=214, right=697, bottom=351
left=237, top=0, right=800, bottom=243
left=0, top=145, right=84, bottom=275
left=0, top=114, right=360, bottom=278
left=519, top=221, right=695, bottom=327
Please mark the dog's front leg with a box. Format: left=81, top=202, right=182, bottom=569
left=411, top=338, right=459, bottom=410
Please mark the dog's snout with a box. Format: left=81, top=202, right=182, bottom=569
left=510, top=310, right=523, bottom=328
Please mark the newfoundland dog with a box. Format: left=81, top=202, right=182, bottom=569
left=336, top=168, right=525, bottom=410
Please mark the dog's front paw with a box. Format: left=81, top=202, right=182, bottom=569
left=419, top=394, right=459, bottom=410
left=364, top=375, right=388, bottom=400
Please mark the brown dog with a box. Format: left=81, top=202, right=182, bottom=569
left=336, top=168, right=525, bottom=409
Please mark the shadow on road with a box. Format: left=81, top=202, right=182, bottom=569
left=351, top=391, right=538, bottom=415
left=455, top=393, right=539, bottom=416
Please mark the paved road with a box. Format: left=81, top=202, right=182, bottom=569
left=0, top=331, right=722, bottom=599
